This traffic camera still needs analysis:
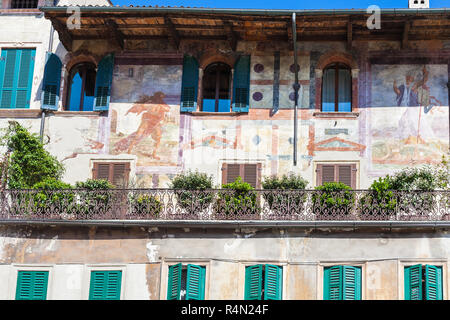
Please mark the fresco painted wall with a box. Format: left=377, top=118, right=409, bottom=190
left=368, top=64, right=449, bottom=172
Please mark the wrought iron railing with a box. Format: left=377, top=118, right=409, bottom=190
left=0, top=189, right=449, bottom=222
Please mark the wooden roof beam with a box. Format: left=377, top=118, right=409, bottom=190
left=164, top=16, right=180, bottom=50
left=223, top=20, right=237, bottom=51
left=105, top=19, right=125, bottom=50
left=347, top=20, right=353, bottom=51
left=402, top=20, right=411, bottom=49
left=52, top=19, right=73, bottom=51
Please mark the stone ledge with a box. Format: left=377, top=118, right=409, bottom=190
left=0, top=109, right=42, bottom=118
left=313, top=112, right=359, bottom=119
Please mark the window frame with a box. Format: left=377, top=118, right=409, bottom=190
left=10, top=265, right=53, bottom=300
left=243, top=264, right=283, bottom=300
left=201, top=62, right=232, bottom=113
left=319, top=262, right=365, bottom=300
left=163, top=261, right=210, bottom=301
left=83, top=265, right=126, bottom=300
left=221, top=162, right=262, bottom=188
left=321, top=62, right=352, bottom=112
left=315, top=162, right=358, bottom=189
left=65, top=62, right=97, bottom=112
left=91, top=161, right=131, bottom=187
left=400, top=260, right=447, bottom=300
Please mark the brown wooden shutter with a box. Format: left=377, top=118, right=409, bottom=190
left=322, top=165, right=336, bottom=184
left=112, top=163, right=130, bottom=187
left=338, top=165, right=352, bottom=188
left=93, top=163, right=111, bottom=180
left=226, top=164, right=241, bottom=184
left=92, top=162, right=130, bottom=187
left=243, top=164, right=257, bottom=188
left=222, top=163, right=261, bottom=187
left=351, top=164, right=357, bottom=189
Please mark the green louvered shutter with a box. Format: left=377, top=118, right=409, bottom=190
left=180, top=55, right=198, bottom=112
left=167, top=263, right=182, bottom=300
left=41, top=53, right=62, bottom=110
left=342, top=266, right=361, bottom=300
left=186, top=264, right=206, bottom=300
left=15, top=49, right=35, bottom=108
left=94, top=53, right=114, bottom=111
left=16, top=271, right=49, bottom=300
left=324, top=266, right=342, bottom=300
left=264, top=264, right=282, bottom=300
left=405, top=264, right=422, bottom=300
left=244, top=264, right=263, bottom=300
left=232, top=55, right=250, bottom=112
left=89, top=270, right=122, bottom=300
left=424, top=265, right=443, bottom=300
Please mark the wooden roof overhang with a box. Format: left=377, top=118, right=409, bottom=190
left=40, top=6, right=450, bottom=52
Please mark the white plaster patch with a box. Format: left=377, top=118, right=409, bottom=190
left=224, top=239, right=242, bottom=254
left=45, top=236, right=59, bottom=251
left=146, top=241, right=160, bottom=263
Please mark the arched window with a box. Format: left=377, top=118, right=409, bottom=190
left=202, top=62, right=231, bottom=112
left=322, top=63, right=352, bottom=112
left=66, top=62, right=97, bottom=111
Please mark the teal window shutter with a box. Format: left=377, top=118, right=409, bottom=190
left=0, top=49, right=35, bottom=109
left=324, top=266, right=343, bottom=300
left=180, top=55, right=198, bottom=112
left=89, top=270, right=122, bottom=300
left=264, top=264, right=282, bottom=300
left=424, top=265, right=443, bottom=300
left=244, top=264, right=263, bottom=300
left=232, top=55, right=250, bottom=113
left=404, top=264, right=423, bottom=300
left=41, top=53, right=62, bottom=111
left=324, top=266, right=361, bottom=300
left=342, top=266, right=361, bottom=300
left=186, top=264, right=206, bottom=300
left=167, top=263, right=182, bottom=300
left=94, top=53, right=114, bottom=111
left=16, top=271, right=49, bottom=300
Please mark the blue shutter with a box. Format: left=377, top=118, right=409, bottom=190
left=232, top=55, right=250, bottom=112
left=94, top=53, right=114, bottom=111
left=41, top=53, right=62, bottom=111
left=424, top=265, right=443, bottom=300
left=167, top=263, right=182, bottom=300
left=0, top=50, right=5, bottom=107
left=0, top=49, right=35, bottom=109
left=244, top=264, right=263, bottom=300
left=264, top=264, right=282, bottom=300
left=405, top=264, right=422, bottom=300
left=16, top=271, right=49, bottom=300
left=186, top=264, right=206, bottom=300
left=180, top=55, right=198, bottom=112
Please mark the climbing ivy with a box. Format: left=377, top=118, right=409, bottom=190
left=1, top=122, right=65, bottom=189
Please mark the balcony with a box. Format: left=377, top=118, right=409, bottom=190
left=0, top=189, right=449, bottom=227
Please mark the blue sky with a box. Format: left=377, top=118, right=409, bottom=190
left=111, top=0, right=449, bottom=9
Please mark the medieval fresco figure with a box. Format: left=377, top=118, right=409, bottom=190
left=393, top=66, right=428, bottom=107
left=114, top=92, right=170, bottom=160
left=392, top=66, right=439, bottom=144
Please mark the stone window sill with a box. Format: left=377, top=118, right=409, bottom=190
left=52, top=111, right=103, bottom=117
left=313, top=112, right=359, bottom=119
left=0, top=109, right=41, bottom=118
left=188, top=111, right=248, bottom=116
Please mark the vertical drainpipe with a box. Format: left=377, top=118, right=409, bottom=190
left=292, top=12, right=300, bottom=166
left=39, top=21, right=54, bottom=142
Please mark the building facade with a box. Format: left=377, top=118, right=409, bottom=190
left=0, top=1, right=449, bottom=300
